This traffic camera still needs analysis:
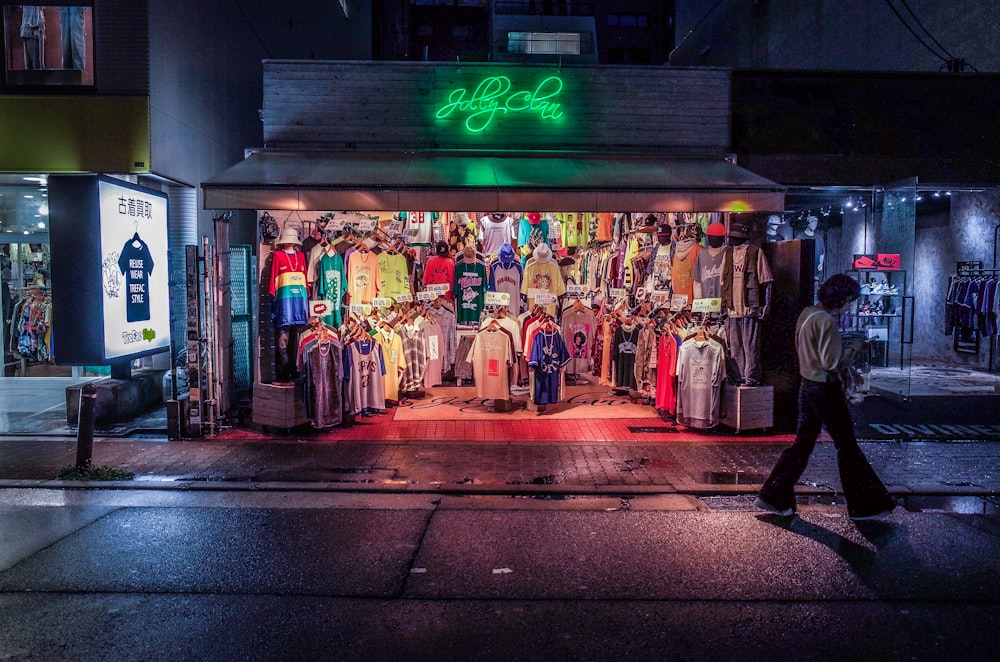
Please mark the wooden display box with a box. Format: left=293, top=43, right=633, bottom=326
left=252, top=381, right=309, bottom=429
left=720, top=384, right=774, bottom=432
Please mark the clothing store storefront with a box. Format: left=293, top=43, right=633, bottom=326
left=204, top=61, right=808, bottom=434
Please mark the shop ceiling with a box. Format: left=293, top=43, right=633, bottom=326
left=202, top=150, right=786, bottom=213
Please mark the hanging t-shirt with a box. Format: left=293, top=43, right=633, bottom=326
left=521, top=259, right=566, bottom=314
left=269, top=249, right=309, bottom=327
left=403, top=211, right=436, bottom=247
left=422, top=255, right=455, bottom=300
left=479, top=214, right=515, bottom=257
left=376, top=327, right=406, bottom=402
left=346, top=249, right=381, bottom=305
left=729, top=243, right=774, bottom=317
left=467, top=328, right=514, bottom=400
left=378, top=251, right=411, bottom=300
left=675, top=337, right=726, bottom=429
left=517, top=217, right=550, bottom=264
left=595, top=213, right=614, bottom=242
left=118, top=234, right=155, bottom=322
left=560, top=212, right=590, bottom=248
left=612, top=324, right=640, bottom=390
left=562, top=307, right=596, bottom=374
left=347, top=338, right=387, bottom=414
left=648, top=243, right=672, bottom=293
left=488, top=258, right=524, bottom=317
left=421, top=316, right=445, bottom=388
left=453, top=258, right=488, bottom=325
left=670, top=243, right=701, bottom=307
left=313, top=249, right=345, bottom=327
left=528, top=328, right=571, bottom=405
left=694, top=245, right=729, bottom=301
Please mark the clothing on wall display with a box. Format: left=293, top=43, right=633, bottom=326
left=403, top=211, right=436, bottom=246
left=562, top=305, right=596, bottom=375
left=453, top=257, right=488, bottom=325
left=675, top=335, right=727, bottom=429
left=376, top=326, right=406, bottom=402
left=488, top=244, right=524, bottom=317
left=693, top=245, right=728, bottom=301
left=479, top=214, right=515, bottom=257
left=269, top=249, right=309, bottom=327
left=397, top=322, right=428, bottom=393
left=421, top=316, right=445, bottom=387
left=346, top=249, right=381, bottom=305
left=528, top=327, right=571, bottom=405
left=467, top=326, right=514, bottom=400
left=378, top=250, right=412, bottom=300
left=301, top=334, right=344, bottom=428
left=612, top=323, right=640, bottom=390
left=311, top=248, right=345, bottom=327
left=347, top=337, right=387, bottom=414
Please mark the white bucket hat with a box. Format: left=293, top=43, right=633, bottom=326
left=277, top=227, right=301, bottom=246
left=532, top=243, right=552, bottom=263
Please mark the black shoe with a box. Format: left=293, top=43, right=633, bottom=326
left=754, top=496, right=795, bottom=517
left=851, top=506, right=894, bottom=521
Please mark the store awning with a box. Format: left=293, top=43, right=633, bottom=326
left=202, top=150, right=785, bottom=212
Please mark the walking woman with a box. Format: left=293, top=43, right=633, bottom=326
left=756, top=273, right=895, bottom=520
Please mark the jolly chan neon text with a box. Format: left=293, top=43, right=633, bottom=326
left=435, top=75, right=565, bottom=133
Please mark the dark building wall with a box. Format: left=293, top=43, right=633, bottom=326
left=672, top=0, right=999, bottom=73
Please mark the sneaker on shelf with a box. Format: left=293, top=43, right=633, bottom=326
left=754, top=496, right=795, bottom=517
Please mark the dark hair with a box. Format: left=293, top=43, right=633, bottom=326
left=817, top=273, right=860, bottom=308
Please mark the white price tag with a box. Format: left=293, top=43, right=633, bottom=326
left=485, top=291, right=511, bottom=307
left=350, top=304, right=372, bottom=316
left=527, top=287, right=550, bottom=298
left=566, top=284, right=590, bottom=296
left=394, top=293, right=413, bottom=303
left=609, top=288, right=627, bottom=300
left=427, top=283, right=450, bottom=294
left=670, top=294, right=689, bottom=311
left=416, top=291, right=438, bottom=302
left=358, top=219, right=376, bottom=232
left=372, top=297, right=392, bottom=308
left=388, top=221, right=404, bottom=235
left=691, top=297, right=722, bottom=313
left=534, top=293, right=557, bottom=305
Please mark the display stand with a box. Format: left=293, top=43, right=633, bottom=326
left=720, top=384, right=774, bottom=432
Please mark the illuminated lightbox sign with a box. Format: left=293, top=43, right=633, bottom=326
left=98, top=179, right=171, bottom=361
left=49, top=175, right=171, bottom=365
left=435, top=74, right=565, bottom=134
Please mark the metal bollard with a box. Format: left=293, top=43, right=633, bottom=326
left=76, top=383, right=98, bottom=468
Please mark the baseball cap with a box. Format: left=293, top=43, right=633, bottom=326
left=435, top=241, right=449, bottom=257
left=706, top=222, right=727, bottom=237
left=527, top=212, right=542, bottom=225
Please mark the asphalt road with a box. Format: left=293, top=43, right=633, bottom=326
left=0, top=488, right=998, bottom=661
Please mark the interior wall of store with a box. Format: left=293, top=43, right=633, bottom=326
left=822, top=191, right=1000, bottom=371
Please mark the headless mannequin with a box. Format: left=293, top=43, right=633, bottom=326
left=725, top=232, right=772, bottom=386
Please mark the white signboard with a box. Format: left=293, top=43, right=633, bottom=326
left=485, top=291, right=511, bottom=307
left=98, top=179, right=170, bottom=361
left=691, top=297, right=722, bottom=313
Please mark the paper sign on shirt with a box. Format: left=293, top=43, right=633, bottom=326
left=670, top=294, right=689, bottom=311
left=692, top=297, right=722, bottom=313
left=350, top=304, right=372, bottom=316
left=309, top=300, right=334, bottom=318
left=485, top=291, right=511, bottom=307
left=534, top=293, right=558, bottom=305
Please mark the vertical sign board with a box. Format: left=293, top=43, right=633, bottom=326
left=97, top=178, right=171, bottom=361
left=49, top=175, right=170, bottom=365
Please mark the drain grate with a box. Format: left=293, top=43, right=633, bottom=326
left=628, top=426, right=678, bottom=433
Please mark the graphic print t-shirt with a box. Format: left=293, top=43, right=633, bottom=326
left=118, top=235, right=154, bottom=322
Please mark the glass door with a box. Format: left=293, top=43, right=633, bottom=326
left=853, top=178, right=916, bottom=402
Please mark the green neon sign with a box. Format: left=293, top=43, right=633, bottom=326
left=435, top=75, right=565, bottom=133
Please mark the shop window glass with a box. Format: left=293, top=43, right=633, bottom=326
left=3, top=5, right=94, bottom=86
left=508, top=31, right=582, bottom=55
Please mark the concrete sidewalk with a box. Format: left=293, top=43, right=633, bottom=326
left=1, top=434, right=998, bottom=505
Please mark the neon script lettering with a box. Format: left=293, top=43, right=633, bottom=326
left=435, top=75, right=565, bottom=133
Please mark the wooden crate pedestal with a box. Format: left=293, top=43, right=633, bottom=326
left=252, top=382, right=309, bottom=429
left=720, top=384, right=774, bottom=432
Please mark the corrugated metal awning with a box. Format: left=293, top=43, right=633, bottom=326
left=202, top=150, right=785, bottom=212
